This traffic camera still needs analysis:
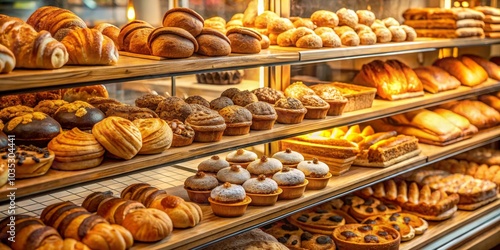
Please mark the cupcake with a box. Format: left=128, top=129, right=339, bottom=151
left=189, top=103, right=212, bottom=113
left=245, top=101, right=277, bottom=130
left=252, top=87, right=285, bottom=104
left=231, top=90, right=258, bottom=107
left=209, top=182, right=252, bottom=217
left=221, top=88, right=241, bottom=99
left=135, top=93, right=167, bottom=111
left=297, top=158, right=332, bottom=190
left=273, top=166, right=308, bottom=200
left=247, top=155, right=283, bottom=177
left=274, top=97, right=307, bottom=124
left=185, top=109, right=226, bottom=142
left=184, top=171, right=219, bottom=203
left=300, top=95, right=330, bottom=119
left=210, top=96, right=234, bottom=111
left=156, top=96, right=192, bottom=122
left=242, top=174, right=282, bottom=206
left=197, top=155, right=230, bottom=176
left=226, top=148, right=258, bottom=168
left=218, top=105, right=252, bottom=136
left=167, top=119, right=195, bottom=147
left=272, top=148, right=304, bottom=168
left=185, top=95, right=210, bottom=108
left=216, top=165, right=251, bottom=184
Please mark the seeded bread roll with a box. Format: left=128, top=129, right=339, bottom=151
left=156, top=96, right=192, bottom=122
left=135, top=94, right=166, bottom=111
left=226, top=27, right=262, bottom=54
left=148, top=27, right=198, bottom=58
left=196, top=28, right=231, bottom=56
left=162, top=7, right=205, bottom=37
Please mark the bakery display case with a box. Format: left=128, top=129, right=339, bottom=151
left=1, top=0, right=500, bottom=249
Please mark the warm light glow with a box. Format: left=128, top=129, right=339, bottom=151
left=462, top=1, right=469, bottom=7
left=259, top=67, right=265, bottom=88
left=444, top=0, right=452, bottom=8
left=257, top=0, right=264, bottom=15
left=453, top=1, right=461, bottom=7
left=127, top=1, right=135, bottom=22
left=367, top=5, right=371, bottom=11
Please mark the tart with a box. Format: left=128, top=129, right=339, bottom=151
left=218, top=105, right=252, bottom=136
left=247, top=155, right=283, bottom=177
left=225, top=148, right=258, bottom=168
left=274, top=97, right=307, bottom=124
left=300, top=232, right=336, bottom=250
left=209, top=182, right=252, bottom=217
left=245, top=101, right=277, bottom=130
left=197, top=155, right=230, bottom=176
left=242, top=174, right=282, bottom=206
left=185, top=109, right=226, bottom=142
left=297, top=158, right=332, bottom=190
left=362, top=212, right=428, bottom=240
left=272, top=148, right=304, bottom=168
left=273, top=166, right=308, bottom=200
left=332, top=224, right=400, bottom=250
left=288, top=208, right=347, bottom=235
left=216, top=165, right=251, bottom=184
left=184, top=171, right=219, bottom=203
left=301, top=95, right=330, bottom=119
left=346, top=196, right=402, bottom=221
left=261, top=220, right=304, bottom=249
left=166, top=119, right=195, bottom=147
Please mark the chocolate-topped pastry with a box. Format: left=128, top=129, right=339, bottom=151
left=105, top=105, right=158, bottom=121
left=53, top=101, right=105, bottom=131
left=3, top=112, right=61, bottom=147
left=87, top=97, right=124, bottom=114
left=34, top=100, right=68, bottom=117
left=185, top=95, right=210, bottom=108
left=0, top=145, right=55, bottom=178
left=135, top=93, right=167, bottom=111
left=156, top=96, right=192, bottom=122
left=0, top=105, right=34, bottom=122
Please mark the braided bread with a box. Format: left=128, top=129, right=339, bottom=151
left=26, top=6, right=86, bottom=41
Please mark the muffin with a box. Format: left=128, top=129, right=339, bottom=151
left=274, top=97, right=307, bottom=124
left=198, top=155, right=230, bottom=176
left=221, top=88, right=241, bottom=99
left=185, top=95, right=210, bottom=108
left=156, top=96, right=192, bottom=122
left=33, top=100, right=69, bottom=117
left=242, top=174, right=282, bottom=206
left=300, top=95, right=330, bottom=119
left=184, top=171, right=219, bottom=203
left=226, top=148, right=258, bottom=168
left=273, top=166, right=308, bottom=200
left=210, top=96, right=234, bottom=111
left=216, top=165, right=251, bottom=184
left=0, top=105, right=34, bottom=123
left=247, top=156, right=283, bottom=177
left=218, top=105, right=252, bottom=136
left=209, top=182, right=252, bottom=217
left=232, top=90, right=258, bottom=107
left=309, top=84, right=348, bottom=116
left=272, top=148, right=304, bottom=168
left=105, top=105, right=158, bottom=121
left=167, top=119, right=195, bottom=147
left=252, top=87, right=285, bottom=104
left=135, top=93, right=167, bottom=111
left=185, top=109, right=226, bottom=142
left=189, top=104, right=212, bottom=113
left=53, top=101, right=105, bottom=131
left=245, top=101, right=277, bottom=130
left=297, top=158, right=332, bottom=190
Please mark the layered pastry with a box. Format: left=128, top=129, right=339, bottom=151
left=3, top=112, right=61, bottom=147
left=156, top=96, right=193, bottom=122
left=53, top=101, right=105, bottom=131
left=82, top=190, right=114, bottom=212
left=274, top=97, right=307, bottom=124
left=252, top=87, right=285, bottom=104
left=431, top=158, right=500, bottom=186
left=297, top=158, right=332, bottom=190
left=452, top=147, right=500, bottom=166
left=0, top=105, right=33, bottom=122
left=332, top=224, right=400, bottom=250
left=242, top=174, right=282, bottom=206
left=185, top=109, right=226, bottom=142
left=231, top=90, right=258, bottom=107
left=61, top=28, right=119, bottom=65
left=0, top=145, right=54, bottom=178
left=353, top=60, right=424, bottom=101
left=87, top=97, right=124, bottom=114
left=184, top=171, right=219, bottom=203
left=413, top=66, right=461, bottom=93
left=148, top=194, right=203, bottom=228
left=48, top=128, right=105, bottom=170
left=247, top=155, right=283, bottom=177
left=354, top=133, right=421, bottom=167
left=261, top=220, right=304, bottom=249
left=105, top=105, right=158, bottom=121
left=209, top=182, right=252, bottom=217
left=197, top=155, right=230, bottom=176
left=132, top=118, right=173, bottom=154
left=135, top=93, right=167, bottom=111
left=359, top=180, right=459, bottom=221
left=62, top=85, right=109, bottom=102
left=272, top=148, right=304, bottom=168
left=216, top=165, right=251, bottom=184
left=218, top=105, right=252, bottom=135
left=185, top=95, right=210, bottom=108
left=245, top=101, right=277, bottom=130
left=92, top=116, right=142, bottom=160
left=362, top=212, right=428, bottom=240
left=433, top=57, right=488, bottom=87
left=226, top=148, right=258, bottom=168
left=120, top=183, right=166, bottom=207
left=273, top=166, right=307, bottom=200
left=210, top=96, right=234, bottom=111
left=33, top=100, right=68, bottom=117
left=167, top=119, right=195, bottom=147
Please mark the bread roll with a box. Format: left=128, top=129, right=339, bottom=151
left=196, top=28, right=231, bottom=56
left=291, top=27, right=315, bottom=44
left=162, top=7, right=205, bottom=37
left=337, top=8, right=358, bottom=28
left=314, top=27, right=334, bottom=35
left=277, top=29, right=296, bottom=47
left=389, top=26, right=407, bottom=42
left=293, top=18, right=315, bottom=30
left=358, top=31, right=377, bottom=45
left=118, top=20, right=154, bottom=54
left=0, top=44, right=15, bottom=74
left=267, top=17, right=294, bottom=34
left=63, top=28, right=119, bottom=65
left=255, top=11, right=278, bottom=29
left=149, top=195, right=203, bottom=228
left=226, top=27, right=262, bottom=54
left=479, top=95, right=500, bottom=112
left=311, top=10, right=339, bottom=28
left=148, top=27, right=198, bottom=58
left=401, top=25, right=417, bottom=41
left=204, top=19, right=226, bottom=34
left=260, top=34, right=270, bottom=49
left=373, top=27, right=392, bottom=43
left=122, top=208, right=173, bottom=242
left=433, top=57, right=488, bottom=87
left=319, top=31, right=341, bottom=47
left=357, top=10, right=376, bottom=26
left=92, top=116, right=142, bottom=160
left=242, top=0, right=258, bottom=27
left=413, top=66, right=461, bottom=93
left=383, top=17, right=400, bottom=27
left=296, top=34, right=322, bottom=48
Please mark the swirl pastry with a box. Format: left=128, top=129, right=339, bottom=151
left=133, top=118, right=173, bottom=154
left=92, top=116, right=142, bottom=160
left=48, top=127, right=105, bottom=170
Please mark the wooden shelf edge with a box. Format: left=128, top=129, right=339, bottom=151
left=1, top=82, right=499, bottom=202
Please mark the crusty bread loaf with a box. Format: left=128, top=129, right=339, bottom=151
left=478, top=94, right=500, bottom=112
left=226, top=27, right=262, bottom=54
left=462, top=54, right=500, bottom=80
left=62, top=28, right=119, bottom=65
left=162, top=7, right=205, bottom=37
left=413, top=66, right=461, bottom=93
left=118, top=20, right=154, bottom=54
left=433, top=57, right=488, bottom=87
left=196, top=28, right=231, bottom=56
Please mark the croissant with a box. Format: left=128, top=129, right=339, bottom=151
left=26, top=6, right=87, bottom=41
left=0, top=15, right=68, bottom=69
left=0, top=44, right=15, bottom=74
left=61, top=28, right=119, bottom=65
left=94, top=23, right=120, bottom=48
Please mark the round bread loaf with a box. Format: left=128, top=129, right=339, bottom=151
left=92, top=116, right=142, bottom=160
left=156, top=96, right=192, bottom=122
left=255, top=11, right=279, bottom=29
left=221, top=87, right=241, bottom=99
left=337, top=8, right=359, bottom=28
left=294, top=18, right=316, bottom=30
left=357, top=10, right=376, bottom=27
left=148, top=27, right=199, bottom=58
left=3, top=112, right=61, bottom=147
left=162, top=7, right=205, bottom=37
left=267, top=17, right=294, bottom=34
left=196, top=28, right=231, bottom=56
left=311, top=10, right=339, bottom=28
left=185, top=95, right=210, bottom=107
left=53, top=101, right=105, bottom=131
left=226, top=27, right=262, bottom=54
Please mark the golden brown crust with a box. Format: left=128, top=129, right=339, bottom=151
left=63, top=85, right=109, bottom=102
left=162, top=7, right=204, bottom=37
left=122, top=208, right=173, bottom=242
left=311, top=10, right=339, bottom=28
left=62, top=28, right=119, bottom=65
left=148, top=27, right=198, bottom=58
left=133, top=118, right=173, bottom=154
left=149, top=195, right=203, bottom=228
left=196, top=28, right=231, bottom=56
left=92, top=116, right=142, bottom=160
left=0, top=44, right=15, bottom=74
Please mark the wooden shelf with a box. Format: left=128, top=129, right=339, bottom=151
left=3, top=81, right=499, bottom=202
left=1, top=37, right=499, bottom=93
